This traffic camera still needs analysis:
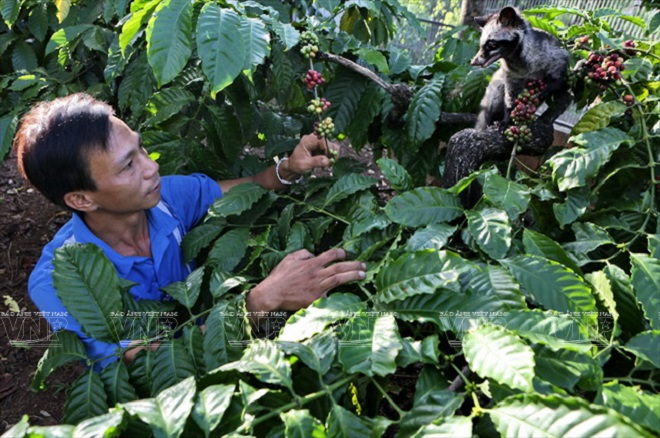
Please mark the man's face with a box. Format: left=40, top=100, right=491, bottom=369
left=83, top=116, right=161, bottom=214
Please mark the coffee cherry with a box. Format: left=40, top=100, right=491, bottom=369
left=300, top=31, right=321, bottom=59
left=304, top=70, right=325, bottom=89
left=314, top=117, right=335, bottom=138
left=307, top=97, right=331, bottom=114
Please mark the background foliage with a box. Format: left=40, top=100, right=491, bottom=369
left=1, top=0, right=659, bottom=436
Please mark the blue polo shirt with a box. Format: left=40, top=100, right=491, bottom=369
left=28, top=174, right=222, bottom=371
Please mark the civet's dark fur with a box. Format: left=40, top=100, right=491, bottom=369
left=471, top=7, right=569, bottom=129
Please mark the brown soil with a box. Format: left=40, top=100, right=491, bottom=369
left=0, top=153, right=82, bottom=433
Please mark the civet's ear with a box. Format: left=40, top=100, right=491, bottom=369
left=498, top=7, right=523, bottom=28
left=473, top=14, right=491, bottom=28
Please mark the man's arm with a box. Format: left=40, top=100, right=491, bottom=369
left=218, top=134, right=332, bottom=193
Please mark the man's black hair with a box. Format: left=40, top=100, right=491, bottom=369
left=14, top=93, right=114, bottom=212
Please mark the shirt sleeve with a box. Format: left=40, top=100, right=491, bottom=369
left=159, top=173, right=222, bottom=231
left=29, top=254, right=121, bottom=372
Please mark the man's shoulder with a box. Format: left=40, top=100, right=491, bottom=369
left=160, top=173, right=213, bottom=192
left=160, top=173, right=221, bottom=206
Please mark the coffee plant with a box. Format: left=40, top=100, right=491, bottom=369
left=1, top=1, right=659, bottom=437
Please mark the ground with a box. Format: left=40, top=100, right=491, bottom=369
left=0, top=152, right=83, bottom=433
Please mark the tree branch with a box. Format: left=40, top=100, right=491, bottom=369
left=320, top=52, right=476, bottom=125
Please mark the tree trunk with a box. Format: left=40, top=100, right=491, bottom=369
left=460, top=0, right=485, bottom=25
left=442, top=89, right=573, bottom=207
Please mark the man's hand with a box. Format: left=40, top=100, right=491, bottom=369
left=279, top=134, right=336, bottom=180
left=219, top=134, right=338, bottom=192
left=246, top=248, right=366, bottom=312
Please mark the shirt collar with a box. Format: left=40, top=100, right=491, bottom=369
left=70, top=205, right=180, bottom=277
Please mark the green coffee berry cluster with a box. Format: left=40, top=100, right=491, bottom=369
left=328, top=147, right=338, bottom=165
left=504, top=124, right=532, bottom=144
left=300, top=31, right=320, bottom=58
left=314, top=117, right=335, bottom=138
left=307, top=98, right=331, bottom=115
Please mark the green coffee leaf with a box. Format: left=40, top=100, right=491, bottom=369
left=375, top=250, right=463, bottom=303
left=630, top=253, right=660, bottom=330
left=377, top=289, right=508, bottom=331
left=63, top=370, right=109, bottom=424
left=466, top=208, right=512, bottom=260
left=410, top=416, right=473, bottom=438
left=385, top=187, right=462, bottom=226
left=74, top=411, right=125, bottom=437
left=571, top=101, right=627, bottom=135
left=269, top=21, right=299, bottom=50
left=279, top=294, right=365, bottom=342
left=121, top=376, right=196, bottom=438
left=501, top=255, right=597, bottom=325
left=377, top=157, right=413, bottom=192
left=324, top=174, right=377, bottom=206
left=604, top=264, right=646, bottom=335
left=595, top=382, right=660, bottom=433
left=463, top=324, right=535, bottom=392
left=523, top=229, right=582, bottom=275
left=196, top=3, right=244, bottom=97
left=488, top=394, right=652, bottom=437
left=586, top=270, right=619, bottom=322
left=53, top=243, right=124, bottom=343
left=397, top=335, right=440, bottom=367
left=337, top=313, right=402, bottom=377
left=32, top=330, right=89, bottom=391
left=346, top=83, right=384, bottom=149
left=161, top=267, right=203, bottom=310
left=406, top=76, right=444, bottom=152
left=281, top=409, right=326, bottom=438
left=239, top=16, right=270, bottom=74
left=191, top=384, right=235, bottom=435
left=533, top=345, right=601, bottom=391
left=181, top=220, right=225, bottom=263
left=100, top=360, right=139, bottom=406
left=326, top=404, right=372, bottom=438
left=119, top=0, right=159, bottom=54
left=550, top=128, right=632, bottom=192
left=405, top=223, right=456, bottom=252
left=278, top=330, right=337, bottom=375
left=203, top=298, right=249, bottom=369
left=324, top=68, right=369, bottom=134
left=209, top=183, right=268, bottom=220
left=0, top=113, right=18, bottom=161
left=553, top=186, right=590, bottom=228
left=482, top=173, right=531, bottom=219
left=146, top=0, right=193, bottom=87
left=563, top=222, right=615, bottom=255
left=207, top=228, right=250, bottom=272
left=465, top=265, right=526, bottom=310
left=492, top=310, right=591, bottom=352
left=45, top=25, right=92, bottom=55
left=220, top=340, right=293, bottom=391
left=621, top=331, right=660, bottom=367
left=399, top=389, right=464, bottom=437
left=151, top=337, right=197, bottom=395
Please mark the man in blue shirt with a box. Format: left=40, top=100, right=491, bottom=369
left=14, top=93, right=366, bottom=370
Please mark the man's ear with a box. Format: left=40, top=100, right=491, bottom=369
left=63, top=191, right=97, bottom=212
